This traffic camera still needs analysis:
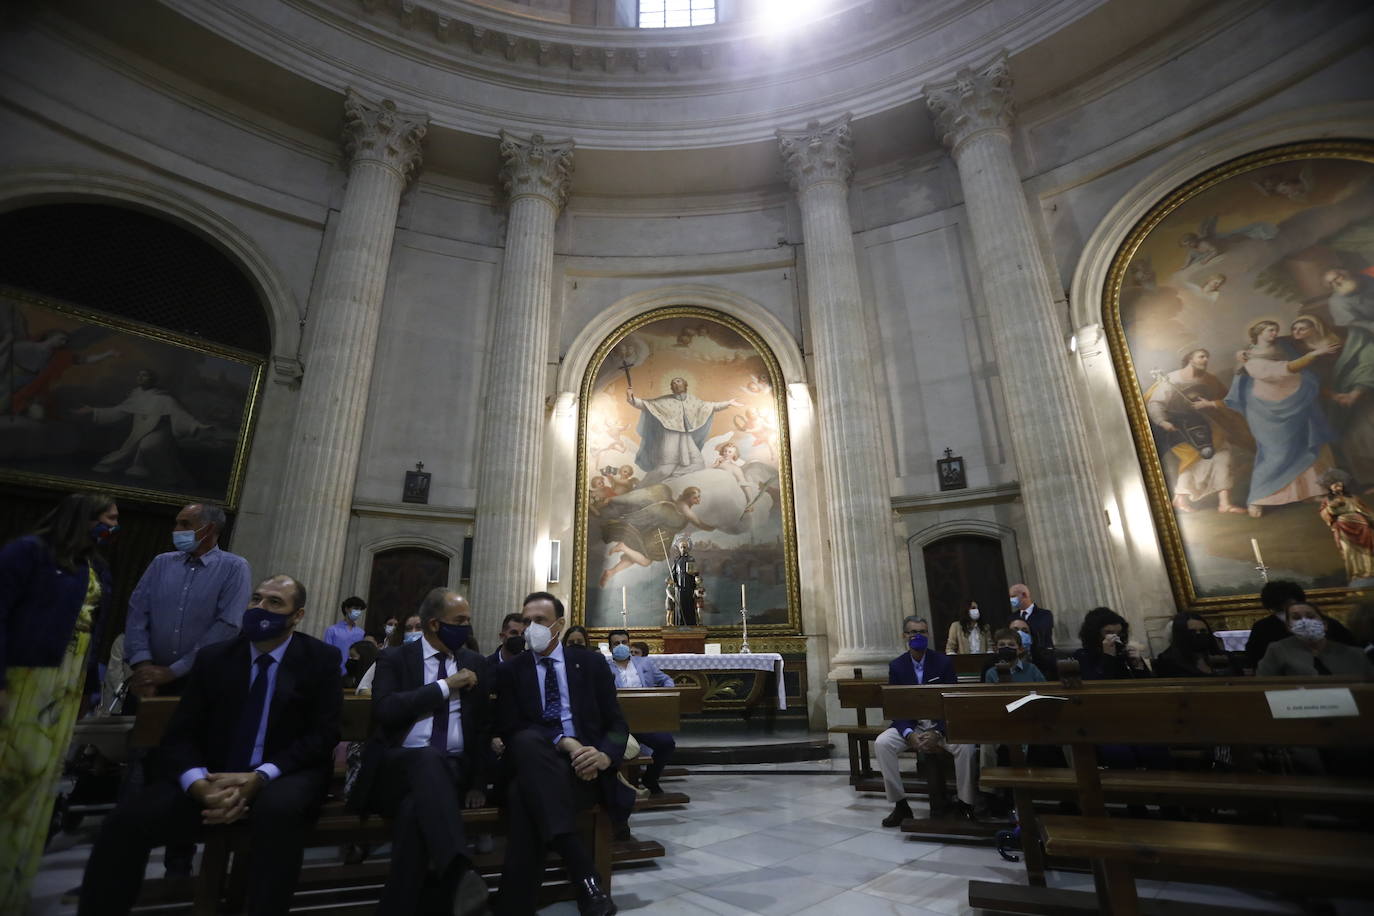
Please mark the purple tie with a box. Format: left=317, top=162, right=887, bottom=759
left=541, top=657, right=562, bottom=727
left=229, top=654, right=275, bottom=771
left=430, top=654, right=450, bottom=751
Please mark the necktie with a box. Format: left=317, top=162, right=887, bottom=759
left=430, top=653, right=451, bottom=751
left=541, top=657, right=562, bottom=727
left=229, top=654, right=276, bottom=771
left=1313, top=656, right=1332, bottom=676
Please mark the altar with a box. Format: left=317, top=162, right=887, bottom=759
left=652, top=652, right=787, bottom=710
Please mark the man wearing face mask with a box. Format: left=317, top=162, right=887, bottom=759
left=124, top=503, right=251, bottom=705
left=875, top=617, right=976, bottom=827
left=350, top=589, right=491, bottom=915
left=1257, top=602, right=1374, bottom=677
left=983, top=628, right=1047, bottom=684
left=488, top=613, right=527, bottom=667
left=606, top=629, right=676, bottom=796
left=493, top=592, right=628, bottom=916
left=324, top=596, right=368, bottom=675
left=80, top=575, right=341, bottom=916
left=1008, top=583, right=1056, bottom=678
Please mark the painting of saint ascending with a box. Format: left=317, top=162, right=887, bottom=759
left=1110, top=143, right=1374, bottom=604
left=576, top=309, right=799, bottom=632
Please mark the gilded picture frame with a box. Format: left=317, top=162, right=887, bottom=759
left=572, top=306, right=802, bottom=636
left=1104, top=140, right=1374, bottom=613
left=0, top=287, right=265, bottom=510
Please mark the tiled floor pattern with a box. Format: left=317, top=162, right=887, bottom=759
left=28, top=766, right=1358, bottom=914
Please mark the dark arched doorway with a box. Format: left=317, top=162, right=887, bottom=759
left=921, top=534, right=1010, bottom=647
left=366, top=547, right=452, bottom=634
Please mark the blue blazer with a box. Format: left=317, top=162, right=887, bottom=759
left=887, top=649, right=956, bottom=736
left=607, top=654, right=675, bottom=689
left=0, top=535, right=112, bottom=691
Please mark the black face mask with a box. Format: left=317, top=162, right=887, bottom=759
left=996, top=645, right=1018, bottom=664
left=503, top=635, right=526, bottom=655
left=1188, top=631, right=1215, bottom=653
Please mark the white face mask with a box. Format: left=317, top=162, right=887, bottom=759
left=525, top=622, right=554, bottom=654
left=1290, top=617, right=1326, bottom=643
left=403, top=630, right=422, bottom=644
left=384, top=625, right=395, bottom=636
left=968, top=607, right=980, bottom=621
left=1010, top=596, right=1021, bottom=611
left=347, top=608, right=362, bottom=622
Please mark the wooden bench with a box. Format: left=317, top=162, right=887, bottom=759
left=832, top=671, right=886, bottom=785
left=939, top=681, right=1374, bottom=914
left=129, top=687, right=690, bottom=914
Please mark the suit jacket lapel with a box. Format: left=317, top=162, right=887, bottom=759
left=226, top=638, right=253, bottom=717
left=267, top=636, right=300, bottom=728
left=404, top=639, right=425, bottom=690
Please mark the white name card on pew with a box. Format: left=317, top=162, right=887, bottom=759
left=704, top=643, right=723, bottom=655
left=1266, top=687, right=1359, bottom=719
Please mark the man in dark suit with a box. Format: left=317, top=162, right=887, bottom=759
left=79, top=574, right=340, bottom=916
left=493, top=591, right=627, bottom=916
left=874, top=616, right=968, bottom=827
left=1009, top=583, right=1056, bottom=678
left=350, top=587, right=491, bottom=915
left=487, top=612, right=526, bottom=668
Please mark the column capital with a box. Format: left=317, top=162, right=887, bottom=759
left=499, top=130, right=575, bottom=211
left=776, top=114, right=854, bottom=193
left=342, top=88, right=429, bottom=182
left=924, top=55, right=1014, bottom=154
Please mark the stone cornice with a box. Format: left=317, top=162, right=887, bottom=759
left=498, top=130, right=574, bottom=210
left=924, top=53, right=1014, bottom=155
left=342, top=88, right=430, bottom=181
left=777, top=114, right=855, bottom=192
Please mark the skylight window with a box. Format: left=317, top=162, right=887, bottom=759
left=639, top=0, right=716, bottom=29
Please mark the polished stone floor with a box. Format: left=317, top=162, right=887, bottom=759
left=27, top=759, right=1361, bottom=914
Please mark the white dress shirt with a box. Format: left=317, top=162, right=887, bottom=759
left=614, top=658, right=643, bottom=688
left=402, top=638, right=464, bottom=753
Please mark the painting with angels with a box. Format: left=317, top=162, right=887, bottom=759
left=1108, top=142, right=1374, bottom=608
left=574, top=308, right=800, bottom=633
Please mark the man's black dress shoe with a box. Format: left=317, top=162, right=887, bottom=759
left=576, top=876, right=617, bottom=915
left=881, top=798, right=912, bottom=828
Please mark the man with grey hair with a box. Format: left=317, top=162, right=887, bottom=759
left=126, top=503, right=250, bottom=702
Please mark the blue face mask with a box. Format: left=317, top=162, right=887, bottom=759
left=90, top=522, right=119, bottom=544
left=612, top=644, right=632, bottom=661
left=1010, top=596, right=1021, bottom=611
left=437, top=622, right=471, bottom=653
left=1017, top=629, right=1032, bottom=648
left=403, top=631, right=423, bottom=644
left=172, top=526, right=204, bottom=553
left=242, top=605, right=293, bottom=642
left=908, top=633, right=928, bottom=652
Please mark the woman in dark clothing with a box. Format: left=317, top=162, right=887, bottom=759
left=1073, top=607, right=1152, bottom=680
left=0, top=492, right=117, bottom=910
left=1153, top=612, right=1235, bottom=677
left=1073, top=607, right=1169, bottom=772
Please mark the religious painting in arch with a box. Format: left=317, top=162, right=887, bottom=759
left=1105, top=141, right=1374, bottom=612
left=573, top=307, right=801, bottom=634
left=0, top=287, right=264, bottom=509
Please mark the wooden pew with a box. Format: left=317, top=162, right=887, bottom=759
left=939, top=681, right=1374, bottom=915
left=127, top=688, right=691, bottom=913
left=832, top=672, right=885, bottom=785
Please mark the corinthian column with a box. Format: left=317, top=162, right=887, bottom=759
left=777, top=116, right=903, bottom=675
left=272, top=89, right=427, bottom=636
left=926, top=56, right=1120, bottom=620
left=469, top=132, right=574, bottom=619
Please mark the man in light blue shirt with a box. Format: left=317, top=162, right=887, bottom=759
left=126, top=503, right=251, bottom=700
left=324, top=595, right=369, bottom=674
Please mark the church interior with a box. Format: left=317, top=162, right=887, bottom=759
left=1, top=0, right=1373, bottom=913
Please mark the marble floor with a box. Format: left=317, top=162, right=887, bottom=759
left=27, top=760, right=1362, bottom=915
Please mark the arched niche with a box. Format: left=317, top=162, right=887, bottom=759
left=906, top=519, right=1023, bottom=639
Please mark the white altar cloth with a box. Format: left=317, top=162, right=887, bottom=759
left=653, top=652, right=786, bottom=710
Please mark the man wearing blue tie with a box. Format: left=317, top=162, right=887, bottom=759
left=606, top=628, right=676, bottom=796
left=79, top=575, right=341, bottom=916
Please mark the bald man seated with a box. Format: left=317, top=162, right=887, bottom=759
left=80, top=575, right=341, bottom=916
left=349, top=588, right=491, bottom=916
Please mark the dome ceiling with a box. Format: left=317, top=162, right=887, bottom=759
left=40, top=0, right=1210, bottom=195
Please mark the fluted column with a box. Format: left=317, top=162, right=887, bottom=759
left=926, top=56, right=1120, bottom=620
left=272, top=89, right=428, bottom=636
left=777, top=115, right=903, bottom=675
left=469, top=132, right=574, bottom=619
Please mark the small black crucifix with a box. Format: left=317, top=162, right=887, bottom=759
left=403, top=460, right=432, bottom=504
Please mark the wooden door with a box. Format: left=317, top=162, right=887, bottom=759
left=921, top=535, right=1010, bottom=646
left=365, top=547, right=450, bottom=636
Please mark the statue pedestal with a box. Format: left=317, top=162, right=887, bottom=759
left=661, top=626, right=708, bottom=654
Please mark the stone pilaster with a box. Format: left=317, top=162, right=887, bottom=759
left=272, top=89, right=428, bottom=636
left=469, top=131, right=574, bottom=619
left=778, top=115, right=903, bottom=676
left=926, top=56, right=1121, bottom=622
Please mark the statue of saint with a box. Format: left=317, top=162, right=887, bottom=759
left=667, top=534, right=704, bottom=627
